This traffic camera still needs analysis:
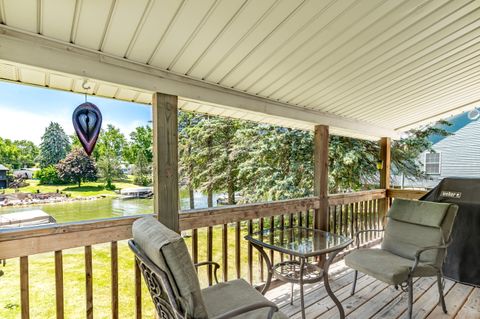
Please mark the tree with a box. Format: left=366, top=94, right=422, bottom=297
left=124, top=126, right=153, bottom=164
left=238, top=126, right=313, bottom=201
left=178, top=112, right=202, bottom=208
left=0, top=137, right=20, bottom=169
left=96, top=125, right=126, bottom=189
left=14, top=140, right=39, bottom=168
left=36, top=165, right=62, bottom=185
left=57, top=148, right=97, bottom=187
left=133, top=151, right=151, bottom=186
left=40, top=122, right=70, bottom=167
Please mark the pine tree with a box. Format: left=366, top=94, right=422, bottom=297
left=40, top=122, right=70, bottom=168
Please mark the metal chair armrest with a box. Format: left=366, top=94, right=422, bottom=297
left=354, top=229, right=384, bottom=248
left=210, top=300, right=279, bottom=319
left=410, top=239, right=452, bottom=274
left=194, top=261, right=220, bottom=284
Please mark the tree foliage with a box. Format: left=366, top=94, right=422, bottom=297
left=36, top=165, right=62, bottom=185
left=40, top=122, right=70, bottom=168
left=96, top=125, right=126, bottom=189
left=57, top=148, right=97, bottom=187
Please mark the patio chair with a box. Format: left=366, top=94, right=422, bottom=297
left=129, top=216, right=288, bottom=319
left=345, top=199, right=458, bottom=319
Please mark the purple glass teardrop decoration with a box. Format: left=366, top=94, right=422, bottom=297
left=72, top=102, right=102, bottom=156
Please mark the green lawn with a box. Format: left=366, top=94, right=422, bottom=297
left=3, top=178, right=141, bottom=198
left=0, top=224, right=279, bottom=319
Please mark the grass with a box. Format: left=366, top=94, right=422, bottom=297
left=3, top=178, right=141, bottom=198
left=0, top=223, right=282, bottom=318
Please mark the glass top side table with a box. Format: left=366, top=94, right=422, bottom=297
left=245, top=227, right=353, bottom=319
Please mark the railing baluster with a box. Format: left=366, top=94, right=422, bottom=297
left=222, top=224, right=228, bottom=282
left=247, top=220, right=253, bottom=284
left=333, top=205, right=337, bottom=234
left=134, top=258, right=142, bottom=319
left=354, top=202, right=359, bottom=235
left=259, top=218, right=264, bottom=282
left=192, top=229, right=198, bottom=265
left=349, top=203, right=354, bottom=238
left=269, top=216, right=274, bottom=268
left=280, top=215, right=285, bottom=262
left=339, top=205, right=343, bottom=235
left=111, top=242, right=119, bottom=319
left=207, top=226, right=213, bottom=286
left=20, top=256, right=29, bottom=319
left=343, top=205, right=348, bottom=235
left=55, top=251, right=64, bottom=319
left=235, top=222, right=241, bottom=279
left=305, top=209, right=310, bottom=228
left=364, top=201, right=368, bottom=240
left=85, top=245, right=93, bottom=319
left=297, top=211, right=302, bottom=227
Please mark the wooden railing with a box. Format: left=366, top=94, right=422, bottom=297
left=387, top=188, right=427, bottom=200
left=0, top=189, right=387, bottom=319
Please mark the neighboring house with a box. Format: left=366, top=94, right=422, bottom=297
left=13, top=168, right=40, bottom=179
left=0, top=165, right=9, bottom=189
left=394, top=112, right=480, bottom=189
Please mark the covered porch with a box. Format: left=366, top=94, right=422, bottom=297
left=1, top=1, right=480, bottom=318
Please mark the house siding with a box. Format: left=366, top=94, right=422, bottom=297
left=418, top=119, right=480, bottom=188
left=395, top=118, right=480, bottom=189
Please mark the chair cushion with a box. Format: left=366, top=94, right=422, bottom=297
left=345, top=249, right=438, bottom=285
left=388, top=199, right=451, bottom=227
left=202, top=279, right=288, bottom=319
left=132, top=216, right=208, bottom=318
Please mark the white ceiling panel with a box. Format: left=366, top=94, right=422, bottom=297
left=126, top=0, right=183, bottom=62
left=96, top=83, right=119, bottom=98
left=101, top=0, right=150, bottom=56
left=74, top=0, right=115, bottom=49
left=2, top=0, right=37, bottom=32
left=0, top=63, right=17, bottom=80
left=41, top=0, right=76, bottom=41
left=148, top=0, right=217, bottom=69
left=49, top=73, right=74, bottom=90
left=19, top=68, right=45, bottom=86
left=116, top=88, right=139, bottom=101
left=168, top=0, right=247, bottom=74
left=203, top=0, right=304, bottom=83
left=185, top=0, right=277, bottom=78
left=2, top=0, right=480, bottom=138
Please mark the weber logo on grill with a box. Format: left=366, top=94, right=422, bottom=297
left=440, top=191, right=462, bottom=199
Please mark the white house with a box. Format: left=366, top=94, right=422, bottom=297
left=396, top=112, right=480, bottom=189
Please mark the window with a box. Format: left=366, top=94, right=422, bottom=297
left=425, top=152, right=441, bottom=175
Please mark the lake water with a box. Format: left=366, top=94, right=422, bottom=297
left=0, top=191, right=221, bottom=224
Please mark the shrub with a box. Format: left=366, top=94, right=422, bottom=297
left=35, top=166, right=62, bottom=185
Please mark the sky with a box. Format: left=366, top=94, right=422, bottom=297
left=0, top=81, right=152, bottom=144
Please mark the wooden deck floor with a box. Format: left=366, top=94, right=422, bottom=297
left=265, top=260, right=480, bottom=319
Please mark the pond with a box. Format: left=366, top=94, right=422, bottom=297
left=0, top=191, right=221, bottom=224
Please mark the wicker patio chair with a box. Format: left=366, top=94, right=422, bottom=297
left=129, top=216, right=288, bottom=319
left=345, top=199, right=458, bottom=319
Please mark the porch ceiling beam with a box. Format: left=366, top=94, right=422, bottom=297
left=0, top=26, right=399, bottom=139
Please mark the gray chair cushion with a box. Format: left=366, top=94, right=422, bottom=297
left=381, top=219, right=443, bottom=263
left=345, top=249, right=438, bottom=285
left=133, top=216, right=208, bottom=318
left=202, top=279, right=288, bottom=319
left=388, top=198, right=451, bottom=227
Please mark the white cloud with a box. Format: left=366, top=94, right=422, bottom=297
left=0, top=106, right=73, bottom=144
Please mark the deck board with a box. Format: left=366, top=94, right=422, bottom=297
left=267, top=262, right=480, bottom=319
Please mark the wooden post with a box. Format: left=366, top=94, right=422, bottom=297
left=314, top=125, right=329, bottom=231
left=379, top=137, right=391, bottom=225
left=152, top=93, right=179, bottom=232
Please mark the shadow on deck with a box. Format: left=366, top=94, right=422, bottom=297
left=265, top=260, right=480, bottom=319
